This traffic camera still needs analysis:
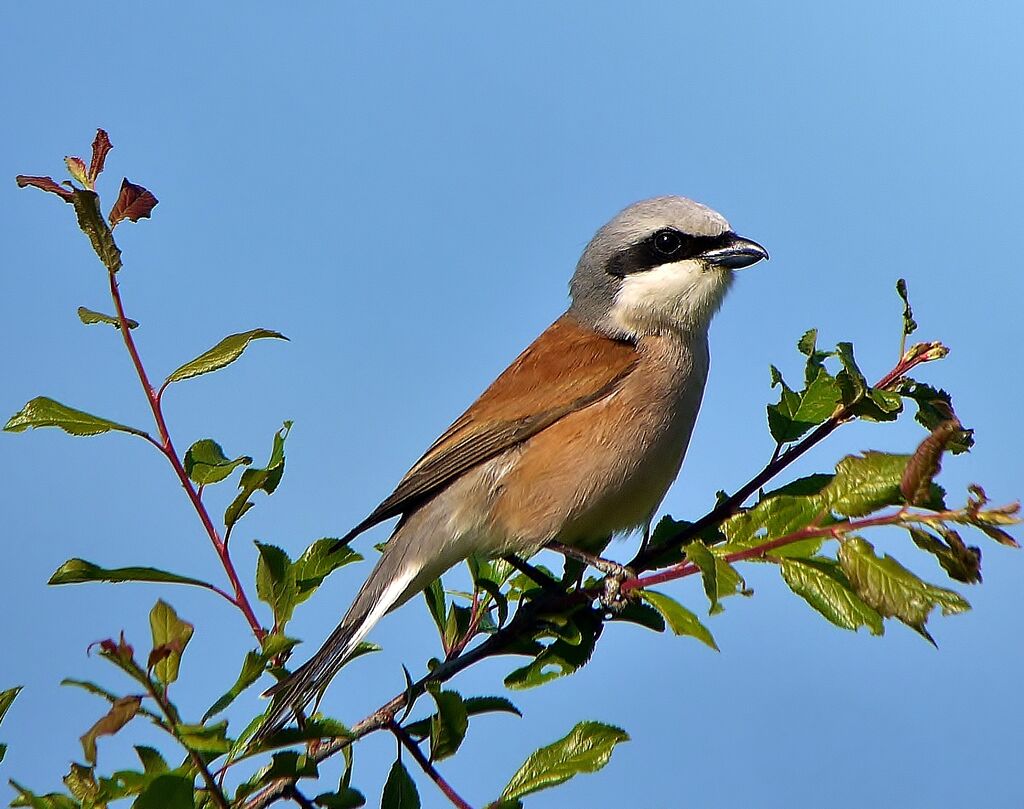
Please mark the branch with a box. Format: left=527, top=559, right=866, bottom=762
left=107, top=271, right=266, bottom=642
left=241, top=342, right=949, bottom=808
left=390, top=719, right=475, bottom=809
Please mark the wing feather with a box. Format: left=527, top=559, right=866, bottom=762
left=341, top=314, right=638, bottom=541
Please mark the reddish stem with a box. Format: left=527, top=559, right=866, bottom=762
left=108, top=272, right=266, bottom=641
left=389, top=720, right=474, bottom=809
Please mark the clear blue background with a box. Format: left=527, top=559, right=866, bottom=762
left=2, top=3, right=1022, bottom=807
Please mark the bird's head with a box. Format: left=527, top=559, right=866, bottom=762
left=569, top=196, right=768, bottom=339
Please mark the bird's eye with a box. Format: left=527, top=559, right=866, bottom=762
left=653, top=229, right=683, bottom=256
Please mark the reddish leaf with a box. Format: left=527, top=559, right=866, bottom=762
left=900, top=420, right=959, bottom=505
left=65, top=156, right=89, bottom=188
left=89, top=631, right=134, bottom=664
left=80, top=695, right=141, bottom=764
left=88, top=129, right=112, bottom=184
left=109, top=178, right=158, bottom=227
left=15, top=174, right=75, bottom=201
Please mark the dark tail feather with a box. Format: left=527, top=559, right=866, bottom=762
left=251, top=552, right=418, bottom=743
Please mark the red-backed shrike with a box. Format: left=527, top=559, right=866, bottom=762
left=259, top=196, right=767, bottom=734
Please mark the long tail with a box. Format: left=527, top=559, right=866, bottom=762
left=253, top=545, right=420, bottom=741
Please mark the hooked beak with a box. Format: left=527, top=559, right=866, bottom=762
left=702, top=233, right=769, bottom=270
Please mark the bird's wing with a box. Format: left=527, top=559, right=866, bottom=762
left=342, top=313, right=638, bottom=540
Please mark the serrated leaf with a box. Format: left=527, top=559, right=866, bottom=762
left=8, top=781, right=79, bottom=809
left=177, top=721, right=231, bottom=754
left=640, top=591, right=718, bottom=649
left=148, top=600, right=193, bottom=686
left=225, top=422, right=291, bottom=531
left=826, top=452, right=936, bottom=516
left=70, top=188, right=122, bottom=272
left=767, top=367, right=842, bottom=443
left=381, top=760, right=419, bottom=809
left=900, top=421, right=959, bottom=506
left=80, top=695, right=141, bottom=765
left=108, top=178, right=158, bottom=228
left=49, top=558, right=215, bottom=590
left=134, top=745, right=168, bottom=774
left=183, top=439, right=252, bottom=485
left=780, top=558, right=884, bottom=634
left=62, top=763, right=98, bottom=803
left=501, top=721, right=629, bottom=801
left=203, top=650, right=268, bottom=722
left=77, top=306, right=138, bottom=329
left=608, top=601, right=666, bottom=633
left=909, top=528, right=982, bottom=585
left=838, top=537, right=970, bottom=639
left=133, top=773, right=195, bottom=809
left=165, top=328, right=287, bottom=385
left=5, top=396, right=147, bottom=438
left=504, top=611, right=601, bottom=689
left=291, top=539, right=363, bottom=608
left=88, top=129, right=112, bottom=185
left=898, top=380, right=974, bottom=454
left=428, top=690, right=469, bottom=761
left=255, top=542, right=297, bottom=627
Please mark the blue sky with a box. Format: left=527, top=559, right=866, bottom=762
left=2, top=3, right=1022, bottom=807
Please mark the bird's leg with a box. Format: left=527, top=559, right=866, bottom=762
left=545, top=541, right=636, bottom=612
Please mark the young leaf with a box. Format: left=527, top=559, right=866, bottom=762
left=640, top=590, right=718, bottom=650
left=164, top=328, right=288, bottom=385
left=133, top=773, right=195, bottom=809
left=423, top=578, right=447, bottom=637
left=80, top=695, right=142, bottom=764
left=5, top=396, right=148, bottom=439
left=428, top=689, right=469, bottom=761
left=148, top=600, right=194, bottom=686
left=183, top=438, right=252, bottom=485
left=900, top=421, right=959, bottom=506
left=898, top=380, right=974, bottom=453
left=838, top=537, right=970, bottom=640
left=108, top=178, right=158, bottom=228
left=255, top=542, right=298, bottom=626
left=8, top=780, right=79, bottom=809
left=909, top=528, right=982, bottom=584
left=291, top=538, right=363, bottom=607
left=77, top=306, right=138, bottom=329
left=381, top=759, right=420, bottom=809
left=767, top=367, right=842, bottom=443
left=685, top=541, right=745, bottom=613
left=225, top=422, right=292, bottom=531
left=88, top=129, right=112, bottom=186
left=177, top=720, right=231, bottom=753
left=49, top=558, right=216, bottom=591
left=70, top=188, right=122, bottom=272
left=65, top=156, right=89, bottom=188
left=500, top=721, right=629, bottom=802
left=62, top=762, right=99, bottom=804
left=896, top=278, right=917, bottom=340
left=203, top=650, right=268, bottom=721
left=779, top=558, right=884, bottom=634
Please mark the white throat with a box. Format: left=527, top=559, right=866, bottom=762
left=604, top=259, right=733, bottom=339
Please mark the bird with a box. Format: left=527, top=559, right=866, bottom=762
left=257, top=195, right=767, bottom=736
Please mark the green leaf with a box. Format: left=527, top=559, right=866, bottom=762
left=767, top=367, right=842, bottom=443
left=165, top=328, right=287, bottom=385
left=291, top=539, right=363, bottom=608
left=406, top=696, right=521, bottom=740
left=428, top=690, right=469, bottom=762
left=70, top=188, right=122, bottom=272
left=77, top=306, right=138, bottom=329
left=504, top=611, right=601, bottom=690
left=8, top=781, right=79, bottom=809
left=133, top=773, right=196, bottom=809
left=826, top=452, right=933, bottom=516
left=48, top=558, right=216, bottom=591
left=898, top=380, right=974, bottom=454
left=183, top=439, right=252, bottom=485
left=423, top=579, right=446, bottom=637
left=684, top=541, right=746, bottom=613
left=313, top=787, right=366, bottom=808
left=838, top=537, right=971, bottom=640
left=134, top=745, right=169, bottom=774
left=500, top=721, right=629, bottom=802
left=148, top=600, right=193, bottom=686
left=0, top=686, right=21, bottom=727
left=263, top=751, right=318, bottom=780
left=780, top=558, right=884, bottom=634
left=4, top=396, right=147, bottom=439
left=255, top=542, right=298, bottom=627
left=177, top=721, right=231, bottom=754
left=62, top=763, right=98, bottom=804
left=381, top=760, right=419, bottom=809
left=203, top=650, right=268, bottom=721
left=224, top=421, right=292, bottom=531
left=80, top=695, right=142, bottom=765
left=640, top=591, right=718, bottom=650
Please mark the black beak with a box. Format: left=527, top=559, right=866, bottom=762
left=702, top=233, right=769, bottom=270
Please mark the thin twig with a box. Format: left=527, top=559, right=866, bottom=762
left=389, top=720, right=475, bottom=809
left=107, top=271, right=266, bottom=641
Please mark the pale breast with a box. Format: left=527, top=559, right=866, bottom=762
left=487, top=331, right=710, bottom=554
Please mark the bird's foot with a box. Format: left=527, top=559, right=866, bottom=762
left=598, top=567, right=637, bottom=613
